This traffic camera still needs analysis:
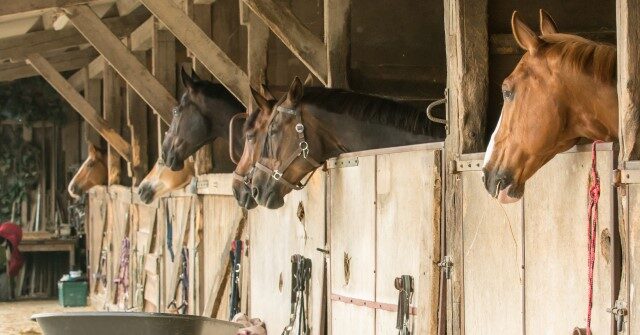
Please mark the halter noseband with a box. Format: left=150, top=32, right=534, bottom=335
left=254, top=105, right=321, bottom=191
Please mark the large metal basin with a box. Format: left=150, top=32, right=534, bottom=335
left=31, top=312, right=241, bottom=335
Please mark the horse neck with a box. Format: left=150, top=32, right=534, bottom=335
left=567, top=76, right=619, bottom=141
left=305, top=105, right=440, bottom=161
left=205, top=97, right=245, bottom=147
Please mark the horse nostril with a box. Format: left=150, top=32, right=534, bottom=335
left=251, top=187, right=259, bottom=198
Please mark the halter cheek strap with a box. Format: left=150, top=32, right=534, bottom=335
left=255, top=105, right=322, bottom=191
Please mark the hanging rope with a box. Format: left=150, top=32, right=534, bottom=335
left=168, top=247, right=189, bottom=314
left=114, top=237, right=131, bottom=304
left=282, top=254, right=312, bottom=335
left=585, top=141, right=602, bottom=335
left=165, top=200, right=175, bottom=262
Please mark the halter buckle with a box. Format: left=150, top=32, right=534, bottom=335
left=295, top=123, right=304, bottom=133
left=300, top=141, right=309, bottom=158
left=273, top=170, right=283, bottom=180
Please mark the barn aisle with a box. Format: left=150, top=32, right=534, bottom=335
left=0, top=300, right=94, bottom=335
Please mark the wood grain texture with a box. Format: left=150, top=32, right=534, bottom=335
left=617, top=0, right=640, bottom=161
left=103, top=66, right=124, bottom=185
left=323, top=0, right=350, bottom=88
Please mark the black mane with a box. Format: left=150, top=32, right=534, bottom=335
left=301, top=87, right=445, bottom=138
left=190, top=80, right=244, bottom=110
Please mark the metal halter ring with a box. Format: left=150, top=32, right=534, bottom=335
left=273, top=170, right=283, bottom=180
left=295, top=123, right=304, bottom=133
left=299, top=141, right=309, bottom=158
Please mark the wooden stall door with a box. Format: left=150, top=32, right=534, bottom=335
left=329, top=156, right=377, bottom=334
left=375, top=150, right=442, bottom=334
left=162, top=195, right=193, bottom=312
left=460, top=160, right=523, bottom=335
left=107, top=186, right=132, bottom=310
left=524, top=146, right=614, bottom=334
left=88, top=186, right=108, bottom=307
left=249, top=172, right=326, bottom=335
left=627, top=168, right=640, bottom=333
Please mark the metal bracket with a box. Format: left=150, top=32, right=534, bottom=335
left=333, top=157, right=359, bottom=169
left=454, top=160, right=484, bottom=172
left=618, top=169, right=640, bottom=184
left=437, top=256, right=453, bottom=279
left=607, top=300, right=628, bottom=332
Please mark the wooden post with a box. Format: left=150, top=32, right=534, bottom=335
left=83, top=72, right=103, bottom=152
left=190, top=2, right=215, bottom=175
left=26, top=53, right=132, bottom=162
left=443, top=1, right=488, bottom=334
left=152, top=18, right=176, bottom=156
left=241, top=3, right=269, bottom=91
left=103, top=66, right=124, bottom=186
left=126, top=46, right=149, bottom=186
left=323, top=0, right=350, bottom=88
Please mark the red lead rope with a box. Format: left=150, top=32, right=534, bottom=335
left=586, top=141, right=602, bottom=335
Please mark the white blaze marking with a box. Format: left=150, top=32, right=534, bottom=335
left=483, top=114, right=503, bottom=168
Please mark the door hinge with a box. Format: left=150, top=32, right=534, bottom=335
left=607, top=300, right=628, bottom=332
left=437, top=256, right=453, bottom=279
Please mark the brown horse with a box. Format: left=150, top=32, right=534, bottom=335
left=232, top=88, right=276, bottom=209
left=482, top=10, right=618, bottom=203
left=68, top=144, right=107, bottom=199
left=251, top=77, right=445, bottom=209
left=137, top=158, right=195, bottom=204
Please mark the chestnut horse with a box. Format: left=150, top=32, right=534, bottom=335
left=251, top=77, right=446, bottom=209
left=162, top=68, right=245, bottom=172
left=231, top=88, right=275, bottom=210
left=68, top=144, right=107, bottom=199
left=137, top=158, right=195, bottom=204
left=482, top=10, right=617, bottom=203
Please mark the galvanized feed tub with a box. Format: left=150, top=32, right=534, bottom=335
left=31, top=312, right=241, bottom=335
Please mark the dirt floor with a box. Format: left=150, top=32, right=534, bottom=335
left=0, top=299, right=94, bottom=335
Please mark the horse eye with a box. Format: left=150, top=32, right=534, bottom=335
left=502, top=90, right=514, bottom=101
left=172, top=107, right=180, bottom=116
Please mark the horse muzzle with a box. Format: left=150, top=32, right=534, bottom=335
left=232, top=181, right=258, bottom=210
left=482, top=168, right=522, bottom=204
left=137, top=182, right=156, bottom=204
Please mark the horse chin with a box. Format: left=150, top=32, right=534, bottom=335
left=496, top=184, right=522, bottom=204
left=264, top=193, right=285, bottom=209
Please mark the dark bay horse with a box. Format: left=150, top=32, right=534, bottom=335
left=68, top=144, right=107, bottom=199
left=482, top=10, right=618, bottom=203
left=251, top=77, right=446, bottom=209
left=162, top=68, right=245, bottom=172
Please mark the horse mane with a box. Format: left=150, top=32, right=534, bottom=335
left=541, top=33, right=616, bottom=84
left=300, top=87, right=446, bottom=138
left=189, top=80, right=244, bottom=109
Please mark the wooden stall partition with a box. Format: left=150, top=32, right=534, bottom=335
left=457, top=143, right=615, bottom=334
left=328, top=143, right=443, bottom=334
left=129, top=192, right=160, bottom=312
left=623, top=161, right=640, bottom=333
left=87, top=186, right=109, bottom=309
left=248, top=172, right=326, bottom=334
left=106, top=186, right=133, bottom=310
left=459, top=153, right=523, bottom=335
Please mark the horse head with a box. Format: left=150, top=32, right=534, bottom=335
left=482, top=10, right=618, bottom=203
left=68, top=144, right=107, bottom=199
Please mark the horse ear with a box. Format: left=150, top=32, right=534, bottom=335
left=287, top=77, right=304, bottom=104
left=181, top=67, right=195, bottom=90
left=88, top=144, right=97, bottom=156
left=511, top=11, right=542, bottom=54
left=303, top=74, right=314, bottom=87
left=539, top=9, right=559, bottom=35
left=260, top=84, right=275, bottom=101
left=251, top=87, right=270, bottom=111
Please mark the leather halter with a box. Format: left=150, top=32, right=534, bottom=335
left=254, top=105, right=321, bottom=190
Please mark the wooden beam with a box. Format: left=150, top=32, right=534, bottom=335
left=126, top=48, right=148, bottom=185
left=83, top=74, right=103, bottom=149
left=0, top=0, right=88, bottom=17
left=130, top=18, right=154, bottom=52
left=68, top=55, right=106, bottom=91
left=140, top=0, right=252, bottom=106
left=116, top=0, right=143, bottom=16
left=152, top=19, right=176, bottom=153
left=103, top=66, right=124, bottom=185
left=0, top=48, right=96, bottom=82
left=53, top=2, right=116, bottom=31
left=0, top=6, right=150, bottom=61
left=64, top=5, right=175, bottom=123
left=617, top=0, right=640, bottom=162
left=242, top=0, right=328, bottom=85
left=323, top=0, right=350, bottom=88
left=26, top=53, right=131, bottom=161
left=240, top=4, right=269, bottom=90
left=443, top=1, right=488, bottom=335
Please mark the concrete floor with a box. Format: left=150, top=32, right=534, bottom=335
left=0, top=299, right=94, bottom=335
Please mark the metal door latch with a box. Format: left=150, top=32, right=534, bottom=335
left=437, top=256, right=453, bottom=279
left=607, top=300, right=628, bottom=332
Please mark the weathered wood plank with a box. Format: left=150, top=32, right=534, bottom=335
left=242, top=0, right=327, bottom=85
left=140, top=0, right=252, bottom=106
left=443, top=1, right=488, bottom=334
left=126, top=48, right=149, bottom=186
left=130, top=18, right=154, bottom=52
left=0, top=7, right=150, bottom=61
left=103, top=66, right=124, bottom=185
left=323, top=0, right=350, bottom=88
left=69, top=56, right=106, bottom=91
left=64, top=5, right=175, bottom=124
left=151, top=18, right=176, bottom=155
left=83, top=75, right=103, bottom=149
left=617, top=0, right=640, bottom=161
left=0, top=48, right=97, bottom=82
left=0, top=0, right=88, bottom=17
left=26, top=53, right=132, bottom=161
